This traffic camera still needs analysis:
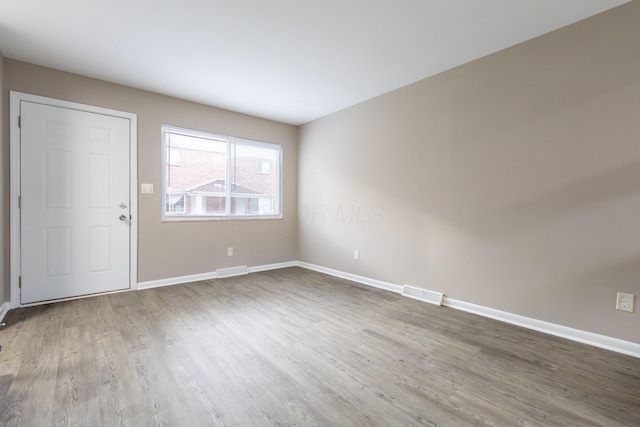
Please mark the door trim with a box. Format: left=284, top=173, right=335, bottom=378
left=10, top=91, right=138, bottom=308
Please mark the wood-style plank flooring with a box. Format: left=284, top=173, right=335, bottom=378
left=1, top=267, right=639, bottom=426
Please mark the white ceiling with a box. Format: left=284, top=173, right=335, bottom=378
left=0, top=0, right=630, bottom=125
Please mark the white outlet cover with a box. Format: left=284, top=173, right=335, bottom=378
left=141, top=183, right=154, bottom=194
left=616, top=292, right=635, bottom=313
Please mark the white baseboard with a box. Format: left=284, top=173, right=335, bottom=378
left=249, top=261, right=298, bottom=274
left=137, top=261, right=298, bottom=291
left=137, top=271, right=219, bottom=290
left=296, top=262, right=640, bottom=359
left=443, top=298, right=640, bottom=359
left=297, top=261, right=404, bottom=294
left=0, top=301, right=10, bottom=323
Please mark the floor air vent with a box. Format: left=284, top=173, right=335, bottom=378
left=401, top=285, right=444, bottom=306
left=217, top=266, right=249, bottom=278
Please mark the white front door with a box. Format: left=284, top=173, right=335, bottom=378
left=20, top=101, right=132, bottom=304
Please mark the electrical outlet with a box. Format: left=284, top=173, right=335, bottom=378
left=616, top=292, right=634, bottom=313
left=354, top=250, right=360, bottom=261
left=227, top=247, right=234, bottom=257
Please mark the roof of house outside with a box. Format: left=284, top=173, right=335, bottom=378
left=185, top=179, right=263, bottom=196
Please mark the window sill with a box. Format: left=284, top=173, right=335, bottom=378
left=161, top=214, right=283, bottom=223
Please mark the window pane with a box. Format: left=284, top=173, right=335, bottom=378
left=165, top=131, right=227, bottom=216
left=165, top=194, right=185, bottom=213
left=231, top=141, right=281, bottom=216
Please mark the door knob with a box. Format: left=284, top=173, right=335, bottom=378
left=119, top=215, right=127, bottom=221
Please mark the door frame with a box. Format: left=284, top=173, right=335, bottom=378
left=10, top=91, right=138, bottom=308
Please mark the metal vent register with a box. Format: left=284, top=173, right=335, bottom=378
left=401, top=285, right=444, bottom=306
left=216, top=266, right=249, bottom=278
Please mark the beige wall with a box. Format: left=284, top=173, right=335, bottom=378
left=299, top=2, right=640, bottom=343
left=2, top=60, right=298, bottom=284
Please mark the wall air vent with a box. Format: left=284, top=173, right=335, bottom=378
left=401, top=285, right=444, bottom=306
left=216, top=266, right=249, bottom=278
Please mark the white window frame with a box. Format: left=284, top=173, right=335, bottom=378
left=162, top=125, right=283, bottom=221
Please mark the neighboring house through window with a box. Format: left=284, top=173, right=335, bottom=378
left=162, top=125, right=282, bottom=219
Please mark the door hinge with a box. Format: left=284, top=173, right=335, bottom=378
left=18, top=116, right=21, bottom=128
left=19, top=276, right=22, bottom=288
left=18, top=196, right=21, bottom=209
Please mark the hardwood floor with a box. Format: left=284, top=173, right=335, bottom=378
left=1, top=267, right=639, bottom=426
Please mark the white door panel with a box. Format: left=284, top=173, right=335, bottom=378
left=20, top=101, right=131, bottom=304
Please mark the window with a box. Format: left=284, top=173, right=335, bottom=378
left=162, top=125, right=282, bottom=220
